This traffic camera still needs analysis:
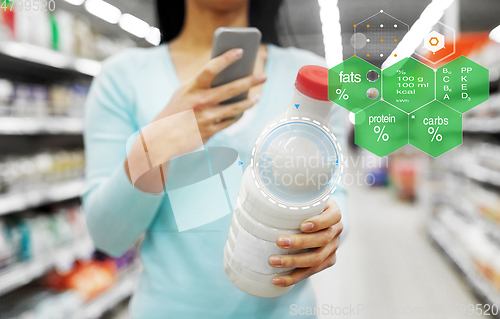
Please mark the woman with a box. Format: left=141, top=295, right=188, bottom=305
left=83, top=0, right=348, bottom=318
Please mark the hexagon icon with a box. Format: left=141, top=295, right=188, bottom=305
left=351, top=10, right=409, bottom=59
left=355, top=100, right=408, bottom=157
left=328, top=56, right=381, bottom=113
left=409, top=100, right=462, bottom=157
left=424, top=31, right=445, bottom=53
left=437, top=56, right=489, bottom=113
left=382, top=57, right=435, bottom=113
left=414, top=21, right=456, bottom=65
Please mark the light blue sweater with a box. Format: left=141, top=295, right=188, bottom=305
left=83, top=44, right=348, bottom=319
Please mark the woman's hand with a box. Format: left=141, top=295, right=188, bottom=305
left=125, top=48, right=266, bottom=191
left=269, top=198, right=343, bottom=287
left=154, top=48, right=267, bottom=143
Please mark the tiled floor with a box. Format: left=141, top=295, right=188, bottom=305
left=311, top=182, right=485, bottom=319
left=106, top=175, right=484, bottom=319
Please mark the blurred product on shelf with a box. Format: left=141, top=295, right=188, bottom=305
left=50, top=83, right=89, bottom=117
left=15, top=6, right=52, bottom=49
left=463, top=93, right=500, bottom=133
left=0, top=286, right=85, bottom=319
left=361, top=148, right=419, bottom=202
left=445, top=141, right=500, bottom=189
left=438, top=141, right=500, bottom=229
left=436, top=209, right=500, bottom=293
left=0, top=205, right=91, bottom=271
left=0, top=262, right=140, bottom=319
left=0, top=245, right=140, bottom=318
left=361, top=150, right=389, bottom=187
left=0, top=4, right=14, bottom=41
left=474, top=143, right=500, bottom=179
left=44, top=259, right=117, bottom=300
left=54, top=9, right=75, bottom=55
left=100, top=249, right=138, bottom=272
left=0, top=78, right=89, bottom=118
left=0, top=150, right=85, bottom=195
left=370, top=166, right=389, bottom=187
left=0, top=79, right=13, bottom=116
left=443, top=170, right=500, bottom=228
left=43, top=248, right=139, bottom=301
left=470, top=182, right=500, bottom=225
left=388, top=151, right=419, bottom=202
left=0, top=203, right=141, bottom=318
left=0, top=5, right=136, bottom=60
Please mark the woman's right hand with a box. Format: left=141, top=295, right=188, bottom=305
left=125, top=48, right=266, bottom=191
left=154, top=48, right=267, bottom=143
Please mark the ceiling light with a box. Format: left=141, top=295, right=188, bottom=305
left=84, top=0, right=121, bottom=24
left=74, top=58, right=102, bottom=76
left=146, top=27, right=162, bottom=46
left=318, top=0, right=343, bottom=67
left=490, top=25, right=500, bottom=43
left=64, top=0, right=85, bottom=5
left=119, top=14, right=150, bottom=38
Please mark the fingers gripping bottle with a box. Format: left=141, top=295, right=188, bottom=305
left=224, top=65, right=342, bottom=297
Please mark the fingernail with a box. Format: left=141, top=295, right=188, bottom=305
left=269, top=256, right=283, bottom=266
left=252, top=94, right=260, bottom=103
left=300, top=222, right=314, bottom=232
left=277, top=236, right=291, bottom=248
left=272, top=278, right=284, bottom=286
left=233, top=48, right=243, bottom=58
left=256, top=73, right=267, bottom=82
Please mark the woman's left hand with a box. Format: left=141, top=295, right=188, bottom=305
left=269, top=198, right=343, bottom=287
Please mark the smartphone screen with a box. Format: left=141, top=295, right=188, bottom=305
left=211, top=27, right=262, bottom=105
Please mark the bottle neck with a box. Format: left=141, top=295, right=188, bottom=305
left=285, top=88, right=333, bottom=119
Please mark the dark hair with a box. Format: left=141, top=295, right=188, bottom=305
left=156, top=0, right=283, bottom=45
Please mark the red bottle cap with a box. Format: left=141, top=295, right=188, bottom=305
left=294, top=65, right=329, bottom=101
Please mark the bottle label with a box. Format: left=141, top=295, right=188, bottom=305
left=232, top=224, right=290, bottom=275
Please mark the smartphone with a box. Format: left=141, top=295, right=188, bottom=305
left=211, top=27, right=262, bottom=105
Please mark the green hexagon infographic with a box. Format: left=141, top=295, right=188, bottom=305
left=327, top=53, right=488, bottom=158
left=382, top=57, right=435, bottom=113
left=436, top=56, right=489, bottom=113
left=328, top=56, right=381, bottom=113
left=409, top=100, right=462, bottom=157
left=355, top=101, right=408, bottom=157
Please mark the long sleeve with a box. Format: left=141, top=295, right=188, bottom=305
left=82, top=53, right=164, bottom=256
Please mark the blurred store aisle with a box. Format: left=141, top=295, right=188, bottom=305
left=105, top=181, right=485, bottom=319
left=311, top=181, right=485, bottom=319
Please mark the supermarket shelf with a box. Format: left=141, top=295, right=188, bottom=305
left=463, top=117, right=500, bottom=133
left=428, top=219, right=500, bottom=315
left=0, top=179, right=85, bottom=216
left=435, top=183, right=500, bottom=243
left=0, top=238, right=94, bottom=298
left=74, top=266, right=142, bottom=319
left=0, top=41, right=101, bottom=77
left=479, top=218, right=500, bottom=243
left=462, top=163, right=500, bottom=188
left=445, top=199, right=500, bottom=243
left=0, top=117, right=84, bottom=135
